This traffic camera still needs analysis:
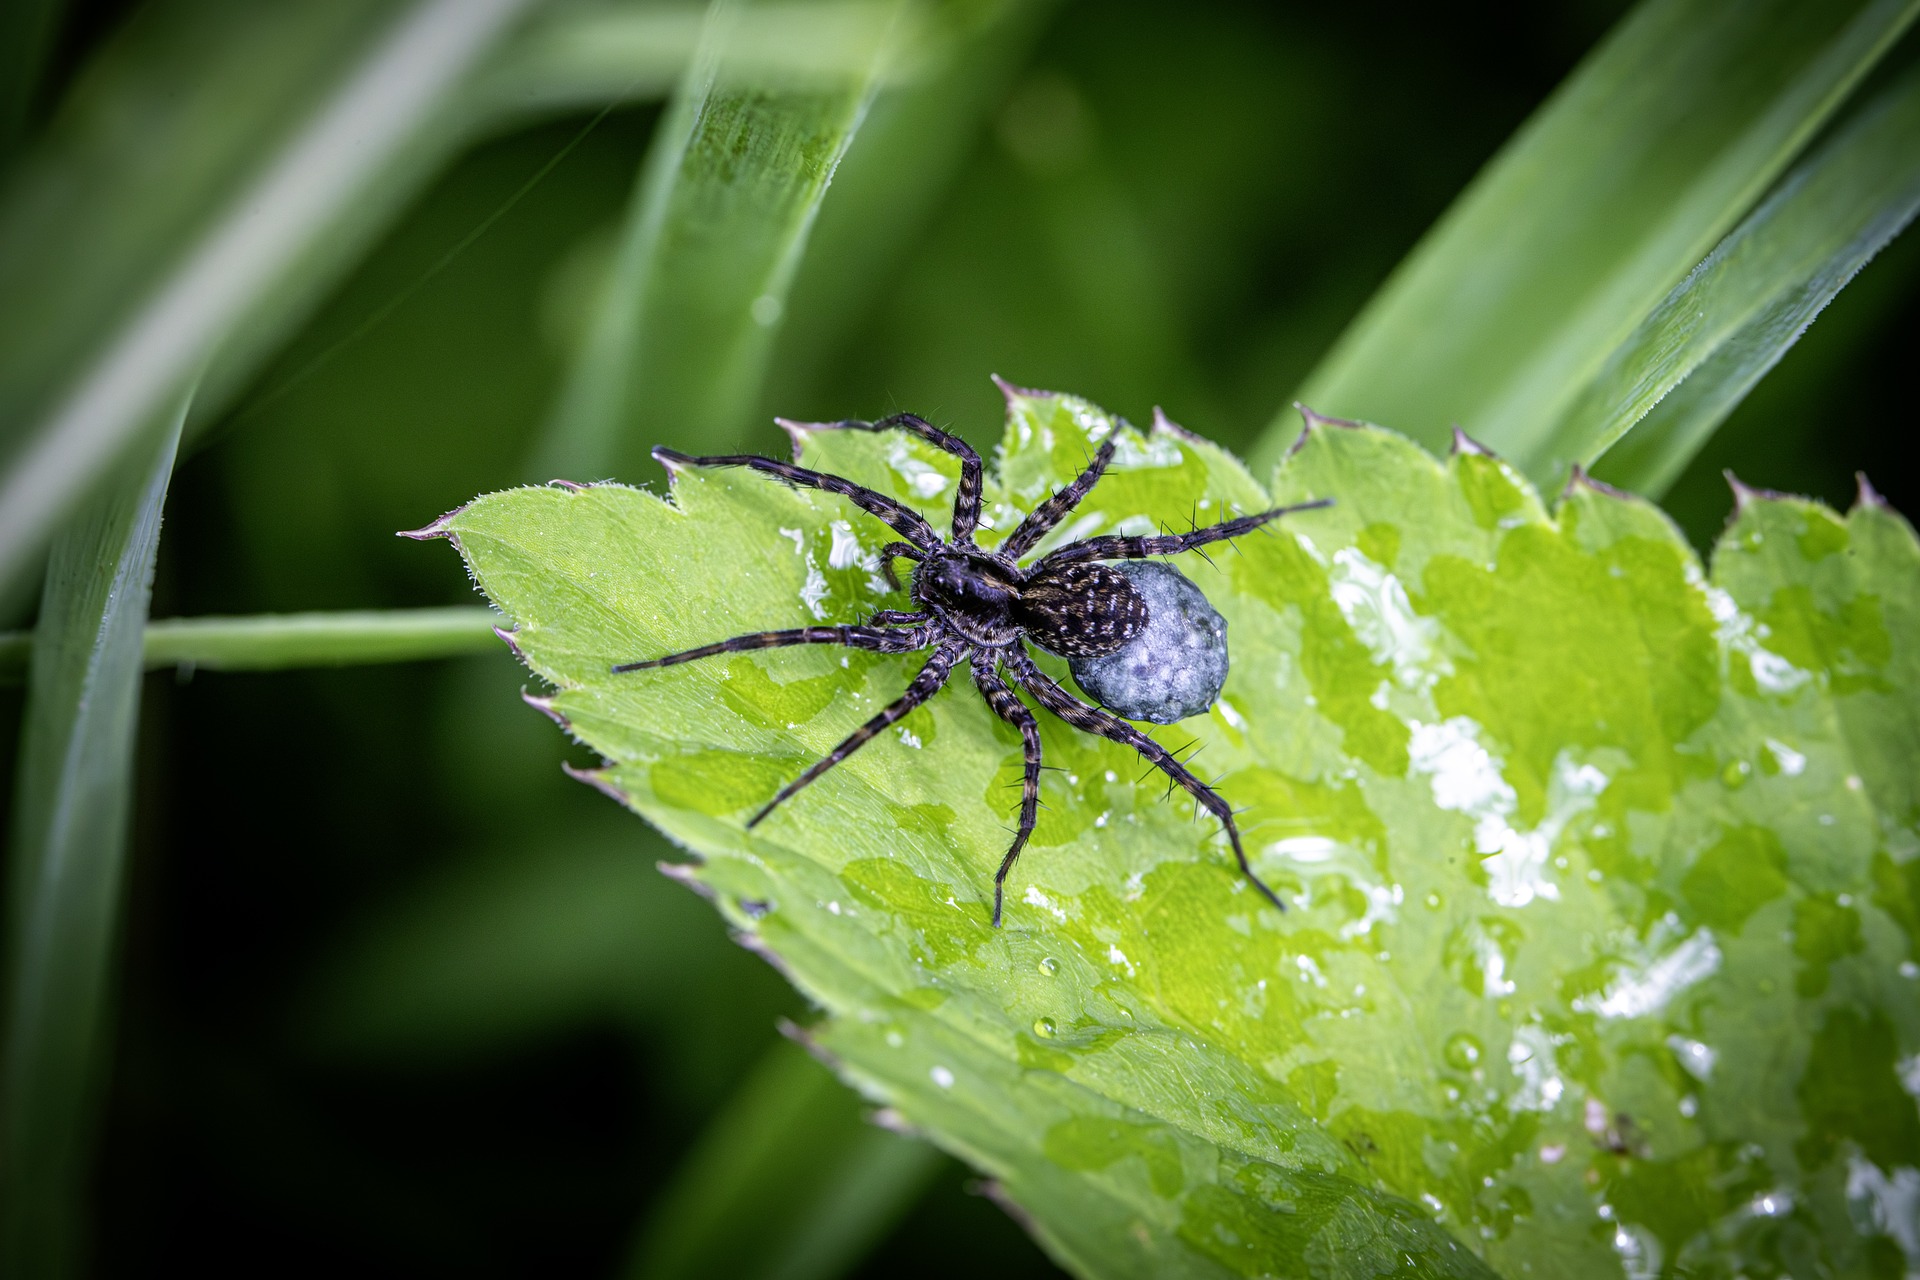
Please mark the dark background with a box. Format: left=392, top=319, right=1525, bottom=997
left=1, top=0, right=1913, bottom=1274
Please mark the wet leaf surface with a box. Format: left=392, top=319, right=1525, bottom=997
left=431, top=387, right=1920, bottom=1279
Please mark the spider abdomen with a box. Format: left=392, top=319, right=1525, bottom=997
left=1016, top=562, right=1148, bottom=659
left=1067, top=561, right=1227, bottom=723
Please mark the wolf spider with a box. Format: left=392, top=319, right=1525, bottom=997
left=620, top=411, right=1327, bottom=926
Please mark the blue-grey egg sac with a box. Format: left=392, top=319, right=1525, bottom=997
left=1066, top=560, right=1227, bottom=723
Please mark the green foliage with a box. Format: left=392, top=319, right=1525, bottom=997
left=0, top=0, right=539, bottom=590
left=3, top=0, right=1917, bottom=1272
left=1274, top=0, right=1918, bottom=486
left=537, top=0, right=910, bottom=475
left=437, top=386, right=1920, bottom=1277
left=1586, top=65, right=1920, bottom=496
left=1, top=397, right=183, bottom=1273
left=628, top=1038, right=941, bottom=1280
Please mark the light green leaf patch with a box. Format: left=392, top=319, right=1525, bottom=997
left=432, top=388, right=1920, bottom=1279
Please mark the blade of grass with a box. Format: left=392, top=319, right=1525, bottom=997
left=0, top=0, right=537, bottom=594
left=766, top=0, right=1052, bottom=414
left=0, top=392, right=185, bottom=1277
left=534, top=0, right=908, bottom=477
left=476, top=0, right=933, bottom=123
left=627, top=1035, right=942, bottom=1280
left=1258, top=0, right=1918, bottom=485
left=1582, top=66, right=1920, bottom=495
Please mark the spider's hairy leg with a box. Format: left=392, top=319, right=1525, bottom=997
left=747, top=641, right=965, bottom=828
left=778, top=413, right=985, bottom=543
left=998, top=440, right=1116, bottom=561
left=879, top=540, right=923, bottom=591
left=1002, top=649, right=1285, bottom=914
left=973, top=653, right=1042, bottom=928
left=867, top=610, right=929, bottom=626
left=1038, top=498, right=1333, bottom=566
left=612, top=624, right=933, bottom=673
left=653, top=447, right=940, bottom=551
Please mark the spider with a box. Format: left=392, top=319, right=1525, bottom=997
left=619, top=410, right=1329, bottom=926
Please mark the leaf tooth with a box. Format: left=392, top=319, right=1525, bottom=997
left=1448, top=425, right=1493, bottom=457
left=1854, top=471, right=1889, bottom=512
left=561, top=760, right=630, bottom=806
left=777, top=1016, right=844, bottom=1071
left=1150, top=405, right=1205, bottom=445
left=492, top=624, right=528, bottom=662
left=1288, top=401, right=1366, bottom=455
left=774, top=416, right=816, bottom=460
left=651, top=445, right=694, bottom=477
left=395, top=504, right=468, bottom=541
left=868, top=1107, right=925, bottom=1139
left=1563, top=463, right=1635, bottom=502
left=1723, top=469, right=1797, bottom=510
left=520, top=687, right=567, bottom=730
left=990, top=371, right=1055, bottom=405
left=656, top=860, right=717, bottom=901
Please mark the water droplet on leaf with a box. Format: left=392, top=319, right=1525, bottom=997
left=1443, top=1032, right=1483, bottom=1070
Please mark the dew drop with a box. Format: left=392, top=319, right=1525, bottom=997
left=1038, top=956, right=1060, bottom=976
left=1033, top=1017, right=1057, bottom=1039
left=1721, top=759, right=1750, bottom=789
left=1443, top=1032, right=1483, bottom=1071
left=1425, top=892, right=1443, bottom=910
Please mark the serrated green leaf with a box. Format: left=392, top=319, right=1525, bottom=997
left=431, top=388, right=1920, bottom=1277
left=1267, top=0, right=1918, bottom=489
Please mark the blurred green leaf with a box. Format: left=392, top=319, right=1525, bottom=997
left=435, top=389, right=1920, bottom=1276
left=628, top=1036, right=942, bottom=1280
left=0, top=394, right=184, bottom=1276
left=1266, top=0, right=1917, bottom=488
left=0, top=0, right=537, bottom=593
left=1583, top=67, right=1920, bottom=495
left=478, top=0, right=942, bottom=122
left=766, top=0, right=1052, bottom=415
left=0, top=0, right=66, bottom=153
left=535, top=0, right=906, bottom=475
left=0, top=606, right=502, bottom=683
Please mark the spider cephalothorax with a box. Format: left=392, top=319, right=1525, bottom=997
left=617, top=407, right=1328, bottom=925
